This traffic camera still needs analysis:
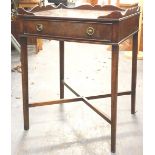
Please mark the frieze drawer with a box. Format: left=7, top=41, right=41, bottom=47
left=23, top=20, right=112, bottom=42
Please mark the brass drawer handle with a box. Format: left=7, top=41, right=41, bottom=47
left=36, top=24, right=43, bottom=32
left=86, top=27, right=94, bottom=36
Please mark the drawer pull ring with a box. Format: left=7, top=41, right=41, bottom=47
left=36, top=24, right=43, bottom=32
left=87, top=27, right=94, bottom=36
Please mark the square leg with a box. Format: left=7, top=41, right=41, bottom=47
left=20, top=37, right=29, bottom=130
left=131, top=32, right=138, bottom=114
left=111, top=45, right=119, bottom=153
left=59, top=41, right=64, bottom=99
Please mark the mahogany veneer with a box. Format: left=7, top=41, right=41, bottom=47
left=17, top=4, right=140, bottom=153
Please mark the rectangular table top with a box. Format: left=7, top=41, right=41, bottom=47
left=17, top=4, right=140, bottom=21
left=33, top=9, right=116, bottom=19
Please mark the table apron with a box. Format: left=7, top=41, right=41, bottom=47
left=23, top=19, right=113, bottom=43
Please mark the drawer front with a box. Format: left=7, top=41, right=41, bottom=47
left=24, top=20, right=112, bottom=42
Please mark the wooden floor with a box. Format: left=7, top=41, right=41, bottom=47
left=11, top=40, right=143, bottom=155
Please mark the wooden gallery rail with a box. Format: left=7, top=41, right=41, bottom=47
left=17, top=4, right=140, bottom=153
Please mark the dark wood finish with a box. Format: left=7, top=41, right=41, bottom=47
left=11, top=19, right=20, bottom=43
left=29, top=97, right=82, bottom=107
left=118, top=15, right=139, bottom=42
left=59, top=41, right=64, bottom=99
left=23, top=20, right=112, bottom=43
left=29, top=91, right=132, bottom=107
left=17, top=3, right=139, bottom=19
left=17, top=5, right=140, bottom=45
left=111, top=45, right=119, bottom=153
left=18, top=4, right=140, bottom=153
left=20, top=37, right=29, bottom=130
left=131, top=32, right=138, bottom=114
left=29, top=4, right=124, bottom=12
left=87, top=91, right=132, bottom=100
left=29, top=91, right=131, bottom=107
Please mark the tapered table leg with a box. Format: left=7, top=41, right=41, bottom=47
left=59, top=41, right=64, bottom=99
left=131, top=32, right=138, bottom=114
left=20, top=37, right=29, bottom=130
left=111, top=45, right=119, bottom=153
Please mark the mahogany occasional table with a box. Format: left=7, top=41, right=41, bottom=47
left=17, top=4, right=140, bottom=153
